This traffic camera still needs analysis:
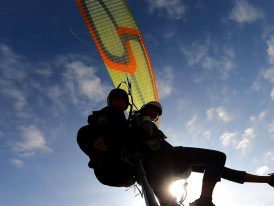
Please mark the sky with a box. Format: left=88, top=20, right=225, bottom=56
left=0, top=0, right=274, bottom=205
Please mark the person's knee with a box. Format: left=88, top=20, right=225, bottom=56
left=214, top=151, right=226, bottom=163
left=219, top=151, right=226, bottom=163
left=208, top=150, right=226, bottom=166
left=214, top=151, right=226, bottom=168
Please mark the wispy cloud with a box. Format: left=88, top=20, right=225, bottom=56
left=1, top=87, right=27, bottom=110
left=236, top=138, right=251, bottom=154
left=250, top=110, right=267, bottom=123
left=175, top=99, right=190, bottom=112
left=0, top=43, right=115, bottom=165
left=256, top=166, right=269, bottom=175
left=262, top=66, right=274, bottom=101
left=180, top=40, right=237, bottom=79
left=10, top=158, right=24, bottom=168
left=156, top=67, right=174, bottom=99
left=164, top=31, right=176, bottom=39
left=207, top=107, right=233, bottom=122
left=0, top=44, right=29, bottom=110
left=203, top=130, right=211, bottom=141
left=242, top=127, right=256, bottom=138
left=263, top=67, right=274, bottom=83
left=143, top=0, right=187, bottom=19
left=47, top=85, right=63, bottom=100
left=251, top=77, right=262, bottom=91
left=271, top=87, right=274, bottom=100
left=264, top=151, right=274, bottom=162
left=252, top=35, right=274, bottom=99
left=0, top=43, right=110, bottom=116
left=229, top=0, right=264, bottom=23
left=12, top=125, right=52, bottom=156
left=186, top=115, right=211, bottom=140
left=59, top=56, right=110, bottom=105
left=35, top=64, right=53, bottom=78
left=220, top=132, right=237, bottom=147
left=252, top=67, right=274, bottom=101
left=186, top=115, right=199, bottom=135
left=0, top=43, right=26, bottom=80
left=236, top=127, right=256, bottom=154
left=267, top=120, right=274, bottom=139
left=267, top=35, right=274, bottom=64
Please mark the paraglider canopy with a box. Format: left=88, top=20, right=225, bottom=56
left=76, top=0, right=159, bottom=112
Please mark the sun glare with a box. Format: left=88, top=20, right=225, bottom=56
left=169, top=179, right=188, bottom=202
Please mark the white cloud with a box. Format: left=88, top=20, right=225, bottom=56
left=253, top=67, right=274, bottom=99
left=35, top=66, right=53, bottom=78
left=18, top=152, right=36, bottom=158
left=251, top=77, right=261, bottom=91
left=0, top=43, right=28, bottom=81
left=263, top=67, right=274, bottom=83
left=260, top=67, right=274, bottom=100
left=229, top=0, right=264, bottom=23
left=181, top=43, right=209, bottom=67
left=264, top=151, right=274, bottom=162
left=264, top=152, right=274, bottom=162
left=186, top=115, right=199, bottom=135
left=215, top=107, right=233, bottom=122
left=203, top=130, right=211, bottom=141
left=220, top=132, right=237, bottom=146
left=242, top=127, right=256, bottom=139
left=47, top=85, right=63, bottom=100
left=267, top=121, right=274, bottom=138
left=1, top=87, right=27, bottom=110
left=207, top=107, right=233, bottom=122
left=13, top=125, right=52, bottom=156
left=258, top=111, right=267, bottom=121
left=61, top=58, right=110, bottom=104
left=256, top=166, right=269, bottom=175
left=176, top=99, right=188, bottom=111
left=271, top=87, right=274, bottom=100
left=0, top=44, right=29, bottom=111
left=180, top=41, right=237, bottom=79
left=1, top=44, right=110, bottom=116
left=10, top=158, right=24, bottom=168
left=236, top=128, right=256, bottom=154
left=236, top=138, right=251, bottom=154
left=156, top=67, right=174, bottom=99
left=267, top=35, right=274, bottom=64
left=250, top=110, right=267, bottom=122
left=206, top=108, right=214, bottom=120
left=0, top=43, right=21, bottom=68
left=144, top=0, right=186, bottom=19
left=164, top=31, right=176, bottom=39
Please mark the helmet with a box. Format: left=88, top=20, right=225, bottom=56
left=142, top=101, right=162, bottom=116
left=107, top=88, right=129, bottom=106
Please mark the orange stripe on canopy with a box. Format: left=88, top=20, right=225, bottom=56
left=76, top=0, right=159, bottom=110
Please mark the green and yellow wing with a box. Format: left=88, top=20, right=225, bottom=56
left=76, top=0, right=159, bottom=110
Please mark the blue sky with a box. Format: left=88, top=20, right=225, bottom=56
left=1, top=0, right=274, bottom=205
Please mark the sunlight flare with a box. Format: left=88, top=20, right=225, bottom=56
left=169, top=179, right=188, bottom=202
